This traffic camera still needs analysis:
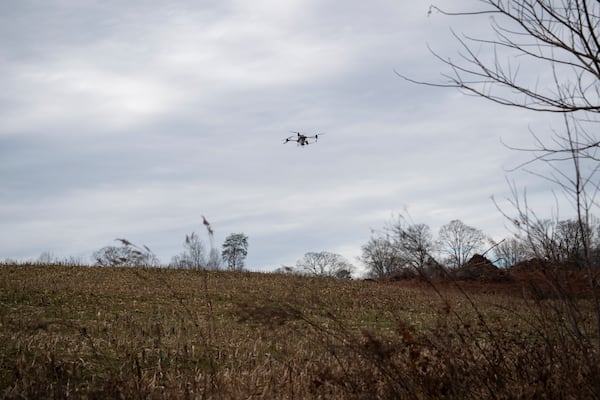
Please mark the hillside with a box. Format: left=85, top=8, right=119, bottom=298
left=1, top=264, right=598, bottom=399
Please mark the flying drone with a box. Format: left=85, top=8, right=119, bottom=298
left=283, top=131, right=324, bottom=146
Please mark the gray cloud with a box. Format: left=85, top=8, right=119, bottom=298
left=0, top=1, right=576, bottom=270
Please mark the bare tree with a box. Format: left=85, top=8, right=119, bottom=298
left=360, top=236, right=402, bottom=279
left=556, top=219, right=595, bottom=263
left=401, top=0, right=600, bottom=373
left=512, top=217, right=597, bottom=264
left=389, top=215, right=436, bottom=272
left=403, top=2, right=600, bottom=115
left=170, top=217, right=222, bottom=270
left=37, top=251, right=56, bottom=264
left=401, top=2, right=600, bottom=258
left=296, top=251, right=354, bottom=278
left=273, top=265, right=300, bottom=275
left=489, top=237, right=530, bottom=268
left=94, top=238, right=159, bottom=267
left=438, top=220, right=486, bottom=267
left=170, top=232, right=209, bottom=269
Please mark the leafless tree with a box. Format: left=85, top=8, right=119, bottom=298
left=170, top=232, right=211, bottom=269
left=438, top=220, right=486, bottom=267
left=296, top=251, right=354, bottom=278
left=388, top=215, right=436, bottom=272
left=273, top=265, right=300, bottom=275
left=401, top=0, right=600, bottom=368
left=94, top=246, right=127, bottom=267
left=360, top=236, right=402, bottom=279
left=556, top=219, right=596, bottom=262
left=401, top=2, right=600, bottom=248
left=94, top=238, right=159, bottom=267
left=512, top=217, right=597, bottom=263
left=37, top=251, right=56, bottom=264
left=170, top=217, right=222, bottom=270
left=489, top=237, right=530, bottom=268
left=497, top=182, right=599, bottom=264
left=403, top=2, right=600, bottom=115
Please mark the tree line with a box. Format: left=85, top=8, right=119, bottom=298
left=360, top=214, right=600, bottom=280
left=27, top=213, right=599, bottom=279
left=92, top=231, right=249, bottom=271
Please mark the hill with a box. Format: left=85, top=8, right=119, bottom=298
left=0, top=264, right=598, bottom=399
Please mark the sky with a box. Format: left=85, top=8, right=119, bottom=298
left=0, top=1, right=576, bottom=273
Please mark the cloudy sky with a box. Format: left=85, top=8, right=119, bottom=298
left=0, top=1, right=572, bottom=272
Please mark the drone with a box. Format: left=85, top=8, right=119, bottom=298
left=283, top=131, right=324, bottom=146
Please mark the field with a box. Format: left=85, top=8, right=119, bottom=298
left=1, top=264, right=599, bottom=399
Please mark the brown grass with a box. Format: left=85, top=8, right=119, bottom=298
left=0, top=264, right=598, bottom=399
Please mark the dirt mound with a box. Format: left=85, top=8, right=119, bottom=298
left=388, top=268, right=418, bottom=281
left=508, top=258, right=598, bottom=297
left=455, top=254, right=511, bottom=282
left=509, top=258, right=547, bottom=273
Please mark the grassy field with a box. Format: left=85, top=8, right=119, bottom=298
left=1, top=264, right=599, bottom=399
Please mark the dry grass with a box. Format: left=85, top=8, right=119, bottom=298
left=0, top=264, right=598, bottom=399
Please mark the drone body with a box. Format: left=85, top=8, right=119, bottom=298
left=283, top=131, right=324, bottom=146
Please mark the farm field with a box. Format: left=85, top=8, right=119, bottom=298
left=0, top=264, right=598, bottom=399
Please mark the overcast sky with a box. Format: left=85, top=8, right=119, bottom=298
left=0, top=1, right=573, bottom=272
